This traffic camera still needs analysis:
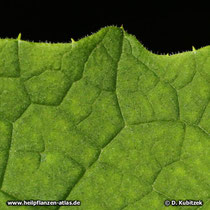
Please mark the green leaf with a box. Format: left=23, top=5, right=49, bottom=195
left=0, top=26, right=209, bottom=210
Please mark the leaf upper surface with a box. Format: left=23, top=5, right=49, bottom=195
left=0, top=26, right=209, bottom=210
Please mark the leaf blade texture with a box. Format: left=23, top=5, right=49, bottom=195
left=0, top=26, right=209, bottom=210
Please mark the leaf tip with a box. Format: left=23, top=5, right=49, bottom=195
left=120, top=24, right=124, bottom=30
left=192, top=46, right=196, bottom=52
left=71, top=38, right=75, bottom=43
left=17, top=33, right=21, bottom=40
